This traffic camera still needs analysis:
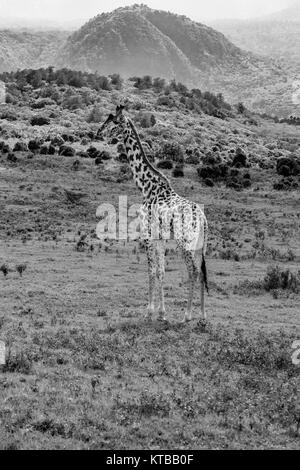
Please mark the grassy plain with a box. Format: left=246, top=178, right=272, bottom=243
left=0, top=148, right=299, bottom=449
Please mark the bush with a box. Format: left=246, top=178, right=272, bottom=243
left=263, top=266, right=300, bottom=293
left=13, top=142, right=28, bottom=152
left=157, top=160, right=173, bottom=170
left=99, top=151, right=111, bottom=161
left=276, top=157, right=299, bottom=176
left=7, top=153, right=17, bottom=163
left=278, top=165, right=291, bottom=177
left=31, top=116, right=50, bottom=126
left=172, top=165, right=184, bottom=178
left=157, top=95, right=175, bottom=107
left=273, top=177, right=298, bottom=191
left=110, top=74, right=123, bottom=89
left=204, top=178, right=214, bottom=187
left=59, top=145, right=75, bottom=157
left=28, top=139, right=42, bottom=152
left=0, top=141, right=10, bottom=153
left=157, top=142, right=184, bottom=163
left=186, top=154, right=200, bottom=165
left=232, top=148, right=248, bottom=168
left=51, top=136, right=64, bottom=147
left=87, top=106, right=103, bottom=123
left=139, top=113, right=156, bottom=128
left=40, top=144, right=56, bottom=156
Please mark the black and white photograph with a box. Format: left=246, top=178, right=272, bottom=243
left=0, top=0, right=299, bottom=452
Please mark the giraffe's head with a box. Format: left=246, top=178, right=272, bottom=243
left=97, top=105, right=128, bottom=141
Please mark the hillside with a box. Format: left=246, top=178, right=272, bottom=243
left=0, top=30, right=69, bottom=73
left=212, top=19, right=300, bottom=65
left=57, top=4, right=248, bottom=83
left=212, top=3, right=300, bottom=65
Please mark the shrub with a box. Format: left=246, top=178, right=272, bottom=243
left=276, top=157, right=299, bottom=176
left=7, top=153, right=17, bottom=163
left=273, top=178, right=298, bottom=191
left=263, top=266, right=300, bottom=293
left=13, top=142, right=28, bottom=152
left=0, top=264, right=8, bottom=277
left=51, top=136, right=64, bottom=147
left=172, top=165, right=184, bottom=178
left=3, top=350, right=32, bottom=374
left=232, top=148, right=248, bottom=167
left=204, top=178, right=214, bottom=187
left=87, top=106, right=103, bottom=123
left=95, top=157, right=103, bottom=166
left=28, top=139, right=42, bottom=152
left=110, top=74, right=123, bottom=89
left=157, top=95, right=175, bottom=107
left=157, top=160, right=173, bottom=170
left=0, top=142, right=10, bottom=153
left=278, top=165, right=291, bottom=177
left=16, top=264, right=27, bottom=277
left=31, top=116, right=50, bottom=126
left=186, top=154, right=200, bottom=165
left=139, top=113, right=156, bottom=128
left=157, top=142, right=184, bottom=163
left=59, top=145, right=75, bottom=157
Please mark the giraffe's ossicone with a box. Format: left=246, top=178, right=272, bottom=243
left=98, top=105, right=208, bottom=324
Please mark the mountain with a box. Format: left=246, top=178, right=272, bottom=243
left=57, top=4, right=246, bottom=82
left=264, top=2, right=300, bottom=21
left=0, top=30, right=69, bottom=73
left=211, top=3, right=300, bottom=64
left=57, top=5, right=298, bottom=117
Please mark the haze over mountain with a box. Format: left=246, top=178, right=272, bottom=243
left=263, top=1, right=300, bottom=21
left=0, top=30, right=69, bottom=73
left=211, top=3, right=300, bottom=63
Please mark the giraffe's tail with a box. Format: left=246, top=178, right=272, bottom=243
left=201, top=254, right=209, bottom=294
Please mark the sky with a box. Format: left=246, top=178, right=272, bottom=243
left=0, top=0, right=298, bottom=23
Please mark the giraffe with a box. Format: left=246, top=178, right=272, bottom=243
left=98, top=105, right=209, bottom=324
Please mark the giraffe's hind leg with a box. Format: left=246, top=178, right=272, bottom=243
left=180, top=247, right=199, bottom=323
left=200, top=273, right=206, bottom=321
left=145, top=240, right=156, bottom=318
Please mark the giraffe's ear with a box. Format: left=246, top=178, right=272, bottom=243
left=116, top=105, right=125, bottom=115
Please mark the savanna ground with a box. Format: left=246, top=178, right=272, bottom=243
left=0, top=153, right=299, bottom=450
left=0, top=73, right=299, bottom=449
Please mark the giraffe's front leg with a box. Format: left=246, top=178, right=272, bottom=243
left=145, top=241, right=156, bottom=319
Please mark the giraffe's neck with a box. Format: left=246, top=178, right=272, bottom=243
left=122, top=119, right=172, bottom=200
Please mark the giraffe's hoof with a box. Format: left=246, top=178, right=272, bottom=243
left=157, top=315, right=167, bottom=323
left=181, top=314, right=192, bottom=324
left=197, top=319, right=208, bottom=331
